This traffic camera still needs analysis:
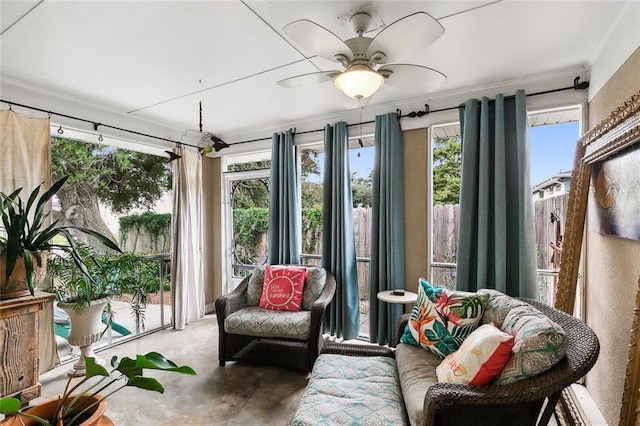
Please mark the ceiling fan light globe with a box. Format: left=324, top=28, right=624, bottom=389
left=334, top=65, right=384, bottom=99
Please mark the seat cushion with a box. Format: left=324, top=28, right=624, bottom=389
left=224, top=306, right=311, bottom=339
left=292, top=353, right=407, bottom=425
left=396, top=342, right=441, bottom=426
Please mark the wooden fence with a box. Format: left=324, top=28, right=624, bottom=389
left=234, top=197, right=568, bottom=301
left=432, top=195, right=569, bottom=270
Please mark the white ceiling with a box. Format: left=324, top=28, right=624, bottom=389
left=0, top=0, right=631, bottom=152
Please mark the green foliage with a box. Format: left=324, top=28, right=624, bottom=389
left=48, top=246, right=166, bottom=329
left=0, top=176, right=121, bottom=296
left=231, top=179, right=270, bottom=209
left=47, top=243, right=119, bottom=307
left=433, top=137, right=462, bottom=205
left=119, top=212, right=171, bottom=252
left=301, top=181, right=323, bottom=208
left=227, top=160, right=270, bottom=172
left=51, top=137, right=172, bottom=214
left=352, top=173, right=373, bottom=207
left=0, top=353, right=195, bottom=426
left=302, top=207, right=323, bottom=254
left=233, top=208, right=269, bottom=264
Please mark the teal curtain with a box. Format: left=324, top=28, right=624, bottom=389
left=322, top=122, right=360, bottom=340
left=369, top=113, right=405, bottom=346
left=267, top=130, right=300, bottom=264
left=456, top=90, right=537, bottom=297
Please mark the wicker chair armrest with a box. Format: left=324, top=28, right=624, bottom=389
left=310, top=272, right=337, bottom=318
left=214, top=276, right=249, bottom=320
left=321, top=342, right=395, bottom=358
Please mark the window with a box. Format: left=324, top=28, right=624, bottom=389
left=297, top=135, right=374, bottom=338
left=49, top=127, right=173, bottom=361
left=428, top=106, right=582, bottom=311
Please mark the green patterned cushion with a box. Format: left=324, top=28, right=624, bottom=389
left=301, top=267, right=326, bottom=310
left=495, top=304, right=567, bottom=384
left=224, top=306, right=311, bottom=339
left=246, top=265, right=265, bottom=306
left=401, top=278, right=489, bottom=358
left=478, top=288, right=528, bottom=328
left=292, top=354, right=407, bottom=425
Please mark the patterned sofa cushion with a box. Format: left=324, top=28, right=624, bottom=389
left=478, top=288, right=528, bottom=328
left=224, top=306, right=311, bottom=339
left=246, top=265, right=266, bottom=306
left=292, top=353, right=407, bottom=425
left=301, top=266, right=327, bottom=310
left=495, top=304, right=567, bottom=384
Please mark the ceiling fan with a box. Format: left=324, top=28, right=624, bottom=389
left=277, top=11, right=446, bottom=101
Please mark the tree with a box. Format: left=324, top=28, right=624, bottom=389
left=433, top=137, right=462, bottom=205
left=51, top=137, right=172, bottom=250
left=351, top=172, right=373, bottom=207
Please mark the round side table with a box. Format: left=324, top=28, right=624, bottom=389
left=377, top=290, right=417, bottom=305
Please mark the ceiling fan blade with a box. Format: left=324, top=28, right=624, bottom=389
left=366, top=12, right=444, bottom=64
left=284, top=19, right=353, bottom=62
left=380, top=64, right=446, bottom=93
left=277, top=71, right=340, bottom=88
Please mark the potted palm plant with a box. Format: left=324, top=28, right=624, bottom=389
left=0, top=176, right=121, bottom=300
left=46, top=245, right=152, bottom=376
left=0, top=352, right=196, bottom=425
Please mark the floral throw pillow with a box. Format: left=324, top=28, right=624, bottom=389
left=401, top=278, right=490, bottom=358
left=259, top=265, right=307, bottom=312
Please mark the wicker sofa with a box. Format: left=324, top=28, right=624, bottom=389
left=215, top=266, right=336, bottom=373
left=292, top=297, right=600, bottom=426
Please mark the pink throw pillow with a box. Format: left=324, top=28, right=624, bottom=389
left=436, top=323, right=514, bottom=385
left=259, top=265, right=307, bottom=311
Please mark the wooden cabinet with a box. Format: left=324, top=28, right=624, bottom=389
left=0, top=291, right=55, bottom=404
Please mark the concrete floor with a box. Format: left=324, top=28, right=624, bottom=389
left=40, top=315, right=310, bottom=425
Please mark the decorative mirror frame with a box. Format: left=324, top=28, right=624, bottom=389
left=553, top=88, right=640, bottom=425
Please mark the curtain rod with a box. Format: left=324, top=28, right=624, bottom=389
left=0, top=99, right=202, bottom=150
left=232, top=76, right=589, bottom=145
left=0, top=77, right=588, bottom=149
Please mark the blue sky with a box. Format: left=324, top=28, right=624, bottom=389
left=528, top=121, right=578, bottom=184
left=307, top=121, right=579, bottom=185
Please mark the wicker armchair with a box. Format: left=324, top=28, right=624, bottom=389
left=215, top=267, right=336, bottom=373
left=395, top=298, right=600, bottom=426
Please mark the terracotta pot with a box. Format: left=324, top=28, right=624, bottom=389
left=0, top=395, right=107, bottom=425
left=0, top=251, right=47, bottom=299
left=57, top=298, right=110, bottom=377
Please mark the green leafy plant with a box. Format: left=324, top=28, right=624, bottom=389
left=47, top=247, right=165, bottom=330
left=0, top=352, right=196, bottom=425
left=0, top=176, right=122, bottom=297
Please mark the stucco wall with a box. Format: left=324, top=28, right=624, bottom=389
left=403, top=128, right=429, bottom=294
left=584, top=46, right=640, bottom=425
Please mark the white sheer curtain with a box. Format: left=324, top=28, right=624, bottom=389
left=0, top=109, right=59, bottom=371
left=170, top=147, right=205, bottom=329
